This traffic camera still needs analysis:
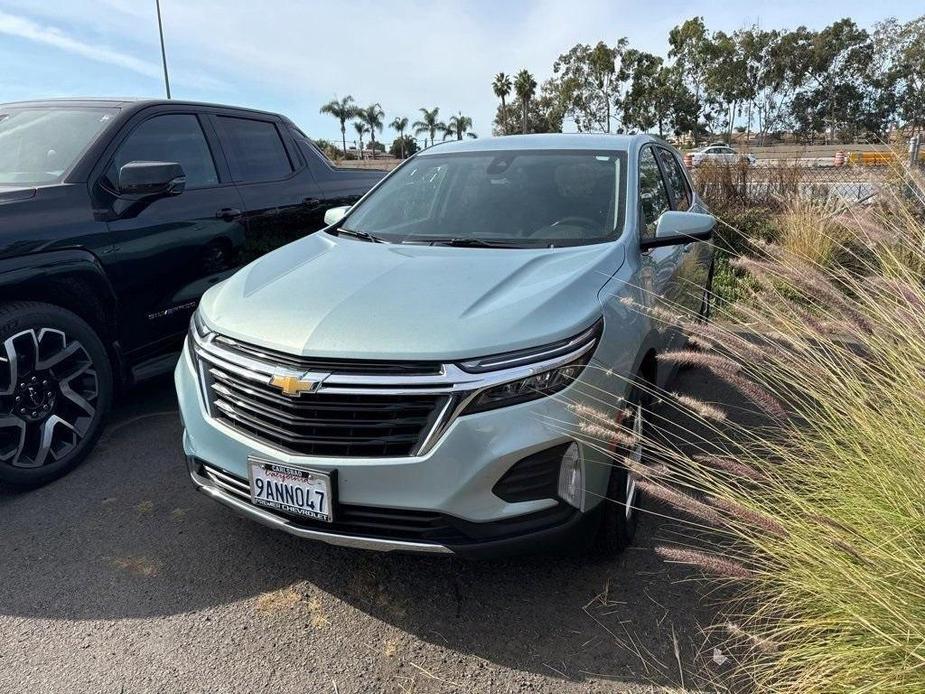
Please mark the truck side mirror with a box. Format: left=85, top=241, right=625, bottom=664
left=118, top=161, right=186, bottom=197
left=324, top=206, right=351, bottom=227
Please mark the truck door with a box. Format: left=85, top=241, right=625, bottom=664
left=99, top=110, right=247, bottom=365
left=211, top=114, right=325, bottom=265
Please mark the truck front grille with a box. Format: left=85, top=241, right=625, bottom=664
left=204, top=360, right=449, bottom=457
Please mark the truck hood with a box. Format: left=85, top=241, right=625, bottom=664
left=0, top=185, right=37, bottom=204
left=200, top=232, right=624, bottom=361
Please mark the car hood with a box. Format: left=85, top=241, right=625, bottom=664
left=200, top=232, right=624, bottom=361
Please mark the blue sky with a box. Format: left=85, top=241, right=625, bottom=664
left=1, top=1, right=922, bottom=144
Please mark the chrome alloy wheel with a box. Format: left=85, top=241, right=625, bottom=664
left=624, top=398, right=643, bottom=521
left=0, top=328, right=99, bottom=468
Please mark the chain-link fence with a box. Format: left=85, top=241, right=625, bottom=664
left=689, top=144, right=925, bottom=206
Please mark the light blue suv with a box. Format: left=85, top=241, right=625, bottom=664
left=175, top=134, right=714, bottom=557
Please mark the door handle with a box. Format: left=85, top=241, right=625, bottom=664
left=215, top=207, right=242, bottom=221
left=302, top=197, right=321, bottom=208
left=683, top=242, right=695, bottom=253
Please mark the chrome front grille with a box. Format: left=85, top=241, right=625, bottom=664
left=205, top=362, right=449, bottom=457
left=212, top=335, right=442, bottom=375
left=188, top=319, right=600, bottom=460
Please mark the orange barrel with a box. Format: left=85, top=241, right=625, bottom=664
left=834, top=151, right=845, bottom=167
left=683, top=152, right=694, bottom=169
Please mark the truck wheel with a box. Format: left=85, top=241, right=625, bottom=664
left=0, top=302, right=113, bottom=488
left=594, top=382, right=648, bottom=556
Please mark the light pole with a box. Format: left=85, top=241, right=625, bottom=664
left=155, top=0, right=171, bottom=98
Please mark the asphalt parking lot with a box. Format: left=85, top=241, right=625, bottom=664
left=0, top=367, right=737, bottom=693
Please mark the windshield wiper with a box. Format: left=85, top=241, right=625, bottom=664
left=402, top=237, right=518, bottom=248
left=332, top=227, right=386, bottom=243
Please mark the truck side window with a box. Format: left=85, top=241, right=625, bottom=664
left=656, top=148, right=692, bottom=211
left=217, top=116, right=293, bottom=183
left=638, top=147, right=670, bottom=239
left=109, top=114, right=218, bottom=189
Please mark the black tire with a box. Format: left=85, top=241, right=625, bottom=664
left=594, top=382, right=647, bottom=556
left=0, top=302, right=113, bottom=488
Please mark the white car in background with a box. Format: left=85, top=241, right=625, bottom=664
left=690, top=144, right=756, bottom=167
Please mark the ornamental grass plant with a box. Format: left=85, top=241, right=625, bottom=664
left=574, top=170, right=925, bottom=692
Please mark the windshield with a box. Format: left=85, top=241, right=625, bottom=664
left=0, top=107, right=117, bottom=185
left=340, top=149, right=626, bottom=247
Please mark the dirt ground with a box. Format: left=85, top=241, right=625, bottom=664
left=0, top=367, right=745, bottom=693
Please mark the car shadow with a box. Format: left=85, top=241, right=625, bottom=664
left=0, top=367, right=746, bottom=689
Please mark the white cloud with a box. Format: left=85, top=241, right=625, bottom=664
left=0, top=6, right=224, bottom=91
left=0, top=9, right=162, bottom=78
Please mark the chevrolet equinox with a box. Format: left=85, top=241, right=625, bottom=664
left=176, top=134, right=715, bottom=557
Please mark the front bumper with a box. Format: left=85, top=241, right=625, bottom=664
left=176, top=342, right=618, bottom=556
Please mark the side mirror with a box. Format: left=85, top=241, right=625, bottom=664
left=323, top=205, right=351, bottom=227
left=641, top=211, right=714, bottom=250
left=118, top=161, right=186, bottom=197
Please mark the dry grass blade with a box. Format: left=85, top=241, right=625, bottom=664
left=617, top=170, right=925, bottom=693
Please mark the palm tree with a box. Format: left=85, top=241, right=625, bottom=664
left=514, top=70, right=537, bottom=135
left=390, top=116, right=409, bottom=158
left=413, top=107, right=444, bottom=148
left=492, top=72, right=512, bottom=133
left=357, top=103, right=385, bottom=159
left=353, top=121, right=369, bottom=160
left=443, top=113, right=477, bottom=140
left=320, top=95, right=359, bottom=158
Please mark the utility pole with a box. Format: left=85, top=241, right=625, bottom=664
left=156, top=0, right=171, bottom=98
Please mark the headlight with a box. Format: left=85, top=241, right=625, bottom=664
left=459, top=320, right=601, bottom=414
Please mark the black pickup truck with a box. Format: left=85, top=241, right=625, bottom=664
left=0, top=98, right=383, bottom=486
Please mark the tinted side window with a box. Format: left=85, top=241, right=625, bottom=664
left=656, top=148, right=692, bottom=210
left=109, top=114, right=218, bottom=189
left=638, top=147, right=670, bottom=239
left=218, top=116, right=293, bottom=183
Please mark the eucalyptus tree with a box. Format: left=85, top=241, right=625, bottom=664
left=668, top=17, right=712, bottom=129
left=390, top=116, right=409, bottom=157
left=551, top=38, right=627, bottom=132
left=413, top=107, right=444, bottom=148
left=622, top=50, right=697, bottom=137
left=893, top=17, right=925, bottom=133
left=784, top=20, right=873, bottom=142
left=357, top=103, right=385, bottom=159
left=492, top=72, right=512, bottom=132
left=443, top=113, right=477, bottom=140
left=514, top=70, right=537, bottom=134
left=878, top=17, right=925, bottom=134
left=320, top=95, right=359, bottom=158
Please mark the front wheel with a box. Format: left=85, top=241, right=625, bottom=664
left=594, top=383, right=647, bottom=556
left=0, top=302, right=113, bottom=488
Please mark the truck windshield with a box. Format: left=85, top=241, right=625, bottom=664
left=0, top=107, right=117, bottom=185
left=340, top=149, right=626, bottom=247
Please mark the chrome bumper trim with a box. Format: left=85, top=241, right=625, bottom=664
left=188, top=461, right=454, bottom=554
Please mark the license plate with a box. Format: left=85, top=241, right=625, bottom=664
left=248, top=458, right=333, bottom=522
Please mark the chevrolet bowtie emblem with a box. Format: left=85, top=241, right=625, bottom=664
left=268, top=372, right=322, bottom=397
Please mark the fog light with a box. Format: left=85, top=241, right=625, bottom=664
left=557, top=442, right=583, bottom=509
